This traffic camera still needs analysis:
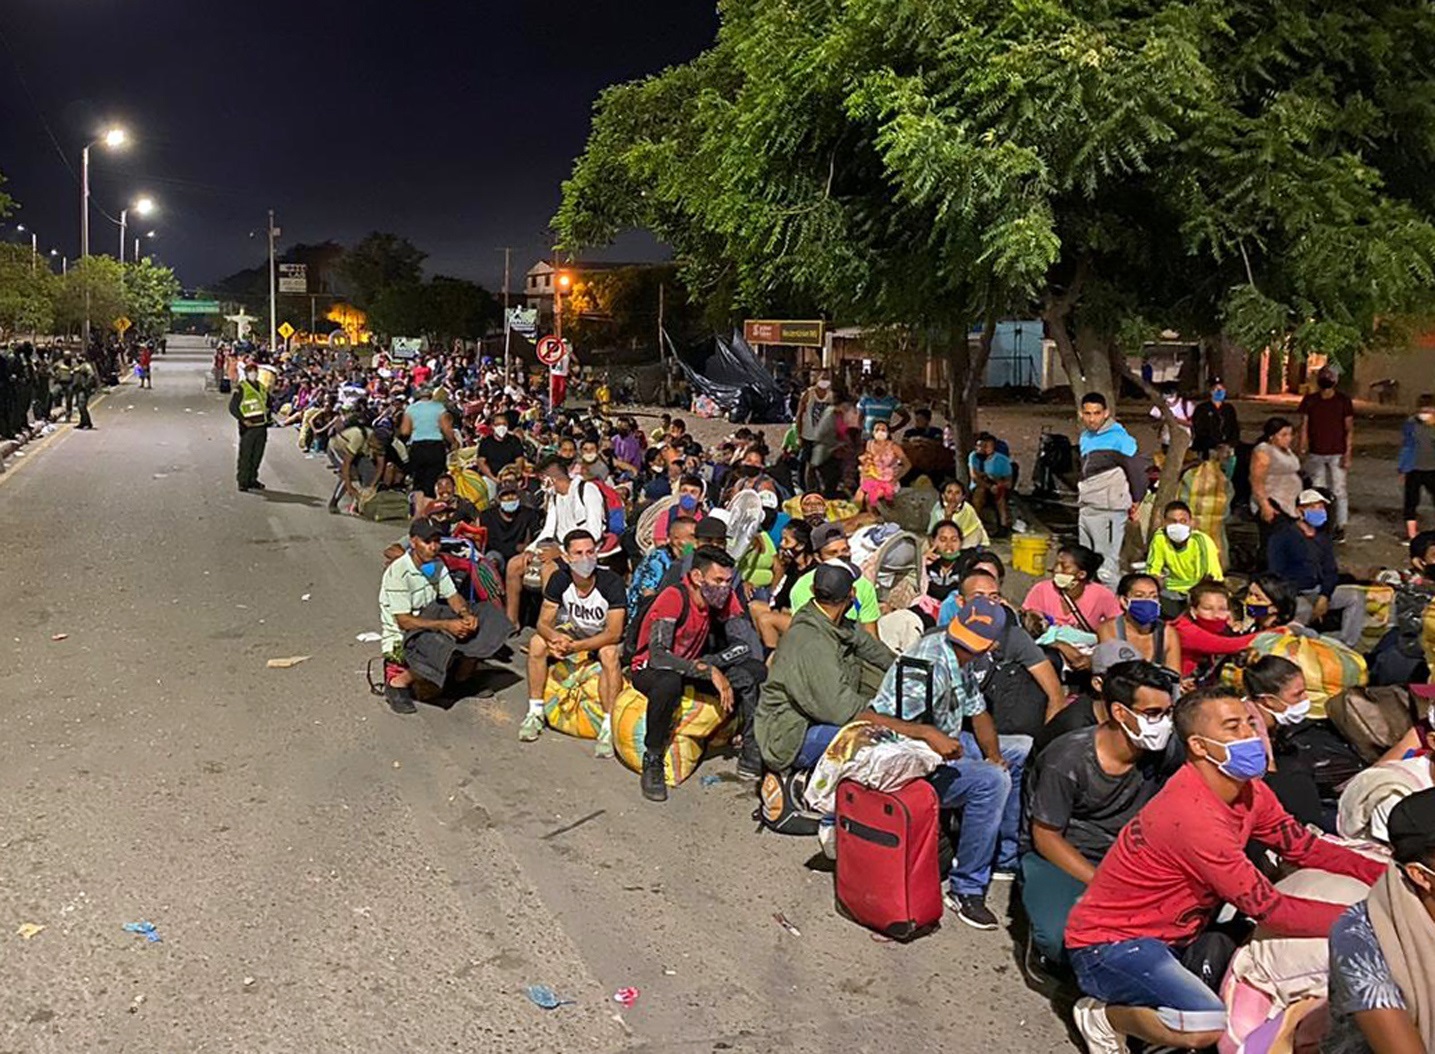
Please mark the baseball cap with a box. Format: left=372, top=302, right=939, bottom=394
left=946, top=595, right=1007, bottom=654
left=1297, top=488, right=1327, bottom=507
left=408, top=517, right=443, bottom=542
left=1386, top=788, right=1435, bottom=864
left=1091, top=640, right=1141, bottom=675
left=811, top=522, right=847, bottom=552
left=812, top=562, right=857, bottom=604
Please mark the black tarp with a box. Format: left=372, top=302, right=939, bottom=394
left=667, top=329, right=790, bottom=422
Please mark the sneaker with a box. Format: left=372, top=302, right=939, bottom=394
left=640, top=752, right=668, bottom=802
left=593, top=724, right=614, bottom=759
left=1072, top=997, right=1127, bottom=1054
left=384, top=684, right=417, bottom=715
left=946, top=892, right=999, bottom=930
left=518, top=711, right=544, bottom=742
left=736, top=742, right=763, bottom=780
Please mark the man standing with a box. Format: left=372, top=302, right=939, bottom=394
left=72, top=359, right=98, bottom=430
left=1077, top=393, right=1143, bottom=588
left=1297, top=365, right=1354, bottom=539
left=54, top=353, right=74, bottom=422
left=794, top=369, right=833, bottom=489
left=856, top=381, right=909, bottom=437
left=228, top=362, right=271, bottom=492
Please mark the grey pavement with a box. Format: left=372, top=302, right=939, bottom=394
left=0, top=336, right=1076, bottom=1053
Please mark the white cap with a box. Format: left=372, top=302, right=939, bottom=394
left=1297, top=488, right=1327, bottom=506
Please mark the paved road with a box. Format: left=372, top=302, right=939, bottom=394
left=0, top=337, right=1076, bottom=1053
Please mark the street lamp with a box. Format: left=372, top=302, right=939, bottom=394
left=118, top=196, right=155, bottom=262
left=16, top=224, right=37, bottom=274
left=554, top=269, right=572, bottom=341
left=81, top=125, right=129, bottom=351
left=134, top=230, right=156, bottom=262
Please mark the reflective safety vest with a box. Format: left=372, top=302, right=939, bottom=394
left=238, top=381, right=269, bottom=423
left=54, top=363, right=72, bottom=385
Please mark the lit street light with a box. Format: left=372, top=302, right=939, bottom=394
left=81, top=125, right=129, bottom=351
left=119, top=196, right=156, bottom=262
left=16, top=224, right=38, bottom=274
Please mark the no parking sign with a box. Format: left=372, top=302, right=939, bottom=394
left=536, top=335, right=567, bottom=367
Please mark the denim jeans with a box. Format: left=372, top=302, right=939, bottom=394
left=1069, top=938, right=1228, bottom=1034
left=794, top=724, right=841, bottom=770
left=926, top=731, right=1031, bottom=895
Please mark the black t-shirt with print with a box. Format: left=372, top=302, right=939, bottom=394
left=543, top=567, right=628, bottom=638
left=1019, top=726, right=1157, bottom=862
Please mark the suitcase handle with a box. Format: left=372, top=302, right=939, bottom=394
left=838, top=815, right=900, bottom=849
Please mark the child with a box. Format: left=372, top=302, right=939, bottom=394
left=1146, top=500, right=1224, bottom=599
left=857, top=422, right=909, bottom=509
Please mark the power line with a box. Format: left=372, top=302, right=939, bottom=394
left=0, top=15, right=79, bottom=184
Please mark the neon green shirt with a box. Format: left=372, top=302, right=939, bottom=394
left=1147, top=529, right=1224, bottom=594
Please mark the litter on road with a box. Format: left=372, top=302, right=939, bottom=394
left=355, top=632, right=382, bottom=643
left=612, top=987, right=640, bottom=1008
left=266, top=655, right=311, bottom=669
left=50, top=633, right=68, bottom=642
left=122, top=921, right=162, bottom=943
left=16, top=922, right=45, bottom=939
left=772, top=912, right=802, bottom=938
left=524, top=984, right=574, bottom=1010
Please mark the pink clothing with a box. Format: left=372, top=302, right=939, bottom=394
left=860, top=478, right=897, bottom=505
left=1021, top=579, right=1122, bottom=630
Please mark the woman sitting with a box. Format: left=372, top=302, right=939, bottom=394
left=1022, top=544, right=1122, bottom=674
left=1096, top=572, right=1181, bottom=677
left=925, top=519, right=966, bottom=604
left=754, top=521, right=815, bottom=650
left=927, top=480, right=989, bottom=548
left=1170, top=579, right=1259, bottom=682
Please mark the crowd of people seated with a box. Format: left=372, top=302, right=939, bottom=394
left=232, top=338, right=1434, bottom=1054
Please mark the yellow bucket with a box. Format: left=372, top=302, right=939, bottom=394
left=1010, top=534, right=1051, bottom=576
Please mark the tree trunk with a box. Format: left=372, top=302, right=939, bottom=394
left=944, top=322, right=993, bottom=485
left=1109, top=343, right=1191, bottom=516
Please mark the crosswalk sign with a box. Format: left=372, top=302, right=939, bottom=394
left=113, top=316, right=132, bottom=334
left=277, top=322, right=295, bottom=340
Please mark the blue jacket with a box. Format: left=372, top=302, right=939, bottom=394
left=1079, top=420, right=1138, bottom=457
left=1268, top=520, right=1338, bottom=597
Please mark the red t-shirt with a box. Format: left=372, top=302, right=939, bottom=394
left=1065, top=764, right=1384, bottom=950
left=631, top=583, right=741, bottom=670
left=1297, top=390, right=1354, bottom=456
left=412, top=364, right=433, bottom=387
left=139, top=348, right=153, bottom=367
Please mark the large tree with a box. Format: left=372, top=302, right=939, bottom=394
left=52, top=256, right=127, bottom=336
left=556, top=0, right=1435, bottom=459
left=124, top=258, right=182, bottom=338
left=337, top=232, right=427, bottom=308
left=0, top=244, right=57, bottom=339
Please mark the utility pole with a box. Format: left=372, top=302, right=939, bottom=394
left=267, top=210, right=278, bottom=351
left=500, top=247, right=512, bottom=380
left=657, top=281, right=665, bottom=365
left=81, top=145, right=91, bottom=353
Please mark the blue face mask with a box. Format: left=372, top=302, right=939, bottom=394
left=1211, top=389, right=1226, bottom=404
left=678, top=494, right=698, bottom=512
left=420, top=560, right=440, bottom=579
left=1245, top=603, right=1270, bottom=621
left=1201, top=735, right=1268, bottom=781
left=1302, top=508, right=1328, bottom=529
left=1126, top=598, right=1161, bottom=626
left=500, top=499, right=520, bottom=514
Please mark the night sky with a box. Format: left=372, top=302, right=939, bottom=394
left=0, top=0, right=719, bottom=291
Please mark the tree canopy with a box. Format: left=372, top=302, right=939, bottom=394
left=556, top=0, right=1435, bottom=430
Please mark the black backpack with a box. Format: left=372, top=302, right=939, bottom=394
left=621, top=581, right=691, bottom=666
left=979, top=659, right=1051, bottom=738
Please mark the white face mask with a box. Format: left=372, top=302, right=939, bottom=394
left=1259, top=695, right=1312, bottom=726
left=1116, top=706, right=1174, bottom=752
left=493, top=425, right=508, bottom=438
left=1165, top=523, right=1192, bottom=545
left=816, top=379, right=831, bottom=391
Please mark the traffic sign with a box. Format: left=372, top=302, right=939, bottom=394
left=278, top=263, right=307, bottom=294
left=536, top=335, right=566, bottom=367
left=113, top=316, right=132, bottom=334
left=170, top=299, right=221, bottom=315
left=277, top=322, right=296, bottom=340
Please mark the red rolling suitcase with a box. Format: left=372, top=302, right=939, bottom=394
left=834, top=777, right=943, bottom=940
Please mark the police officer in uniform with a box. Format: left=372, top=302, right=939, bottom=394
left=54, top=354, right=74, bottom=422
left=228, top=362, right=271, bottom=491
left=73, top=359, right=98, bottom=430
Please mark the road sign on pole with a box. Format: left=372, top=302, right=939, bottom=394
left=277, top=322, right=296, bottom=340
left=278, top=263, right=307, bottom=294
left=113, top=316, right=132, bottom=334
left=536, top=335, right=565, bottom=367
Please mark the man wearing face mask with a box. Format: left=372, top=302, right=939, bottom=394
left=1326, top=788, right=1435, bottom=1054
left=1189, top=379, right=1240, bottom=461
left=1145, top=500, right=1224, bottom=602
left=228, top=362, right=272, bottom=492
left=521, top=530, right=628, bottom=757
left=630, top=546, right=768, bottom=800
left=476, top=412, right=525, bottom=481
left=482, top=483, right=541, bottom=625
left=1019, top=661, right=1170, bottom=967
left=378, top=518, right=481, bottom=715
left=1065, top=687, right=1385, bottom=1054
left=1268, top=489, right=1367, bottom=648
left=795, top=370, right=834, bottom=489
left=1297, top=366, right=1354, bottom=539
